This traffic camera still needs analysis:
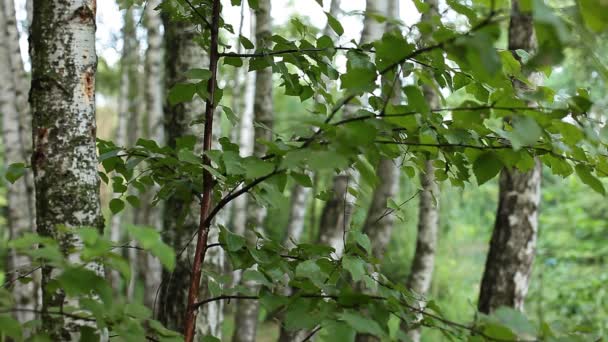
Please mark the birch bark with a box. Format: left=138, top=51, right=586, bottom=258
left=232, top=1, right=273, bottom=341
left=0, top=0, right=36, bottom=323
left=478, top=0, right=542, bottom=314
left=403, top=0, right=441, bottom=340
left=30, top=0, right=104, bottom=338
left=140, top=0, right=164, bottom=312
left=317, top=0, right=387, bottom=258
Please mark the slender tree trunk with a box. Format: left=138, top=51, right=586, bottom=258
left=232, top=1, right=273, bottom=341
left=30, top=0, right=103, bottom=339
left=354, top=2, right=398, bottom=342
left=317, top=0, right=386, bottom=258
left=231, top=11, right=256, bottom=239
left=109, top=6, right=139, bottom=294
left=0, top=0, right=36, bottom=324
left=405, top=161, right=439, bottom=341
left=158, top=12, right=207, bottom=330
left=140, top=0, right=164, bottom=312
left=400, top=2, right=441, bottom=340
left=478, top=0, right=541, bottom=314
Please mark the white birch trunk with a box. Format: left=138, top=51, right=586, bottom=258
left=108, top=7, right=138, bottom=294
left=232, top=1, right=273, bottom=341
left=478, top=0, right=541, bottom=314
left=30, top=0, right=104, bottom=339
left=140, top=0, right=164, bottom=312
left=317, top=0, right=387, bottom=258
left=0, top=0, right=36, bottom=324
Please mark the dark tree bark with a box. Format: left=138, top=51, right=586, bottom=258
left=30, top=0, right=104, bottom=338
left=478, top=0, right=542, bottom=314
left=158, top=11, right=207, bottom=330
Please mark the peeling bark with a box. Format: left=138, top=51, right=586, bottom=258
left=478, top=0, right=541, bottom=314
left=30, top=0, right=104, bottom=338
left=232, top=1, right=273, bottom=341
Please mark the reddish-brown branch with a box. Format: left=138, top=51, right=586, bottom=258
left=183, top=0, right=221, bottom=340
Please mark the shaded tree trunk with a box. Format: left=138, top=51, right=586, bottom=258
left=478, top=0, right=541, bottom=314
left=140, top=0, right=164, bottom=312
left=158, top=13, right=207, bottom=330
left=0, top=0, right=36, bottom=324
left=317, top=0, right=387, bottom=258
left=232, top=1, right=273, bottom=341
left=30, top=0, right=104, bottom=339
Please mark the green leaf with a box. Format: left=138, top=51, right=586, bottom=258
left=340, top=51, right=377, bottom=93
left=492, top=307, right=537, bottom=337
left=243, top=157, right=274, bottom=178
left=473, top=153, right=503, bottom=185
left=110, top=198, right=125, bottom=214
left=575, top=164, right=605, bottom=195
left=219, top=227, right=246, bottom=252
left=325, top=12, right=343, bottom=36
left=343, top=256, right=366, bottom=282
left=578, top=0, right=608, bottom=32
left=224, top=56, right=243, bottom=67
left=291, top=172, right=313, bottom=187
left=338, top=311, right=385, bottom=337
left=0, top=315, right=22, bottom=340
left=403, top=85, right=430, bottom=114
left=5, top=163, right=26, bottom=183
left=126, top=195, right=140, bottom=208
left=239, top=35, right=255, bottom=49
left=178, top=149, right=201, bottom=164
left=510, top=116, right=542, bottom=150
left=168, top=83, right=197, bottom=105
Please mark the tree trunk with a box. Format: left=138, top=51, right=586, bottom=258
left=405, top=161, right=439, bottom=341
left=109, top=5, right=139, bottom=294
left=317, top=0, right=386, bottom=258
left=400, top=2, right=441, bottom=340
left=0, top=0, right=37, bottom=324
left=158, top=13, right=207, bottom=330
left=140, top=0, right=164, bottom=312
left=232, top=1, right=273, bottom=341
left=478, top=0, right=541, bottom=314
left=30, top=0, right=104, bottom=339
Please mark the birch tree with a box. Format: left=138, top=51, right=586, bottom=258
left=232, top=1, right=273, bottom=341
left=140, top=0, right=164, bottom=312
left=29, top=0, right=103, bottom=338
left=109, top=6, right=139, bottom=293
left=0, top=0, right=36, bottom=323
left=317, top=0, right=388, bottom=257
left=404, top=0, right=441, bottom=340
left=478, top=0, right=542, bottom=314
